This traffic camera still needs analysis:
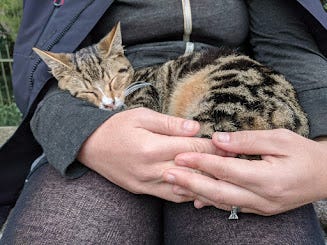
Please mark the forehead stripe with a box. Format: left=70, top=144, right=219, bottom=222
left=87, top=45, right=102, bottom=66
left=72, top=54, right=82, bottom=73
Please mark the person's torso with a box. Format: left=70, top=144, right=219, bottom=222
left=91, top=0, right=249, bottom=48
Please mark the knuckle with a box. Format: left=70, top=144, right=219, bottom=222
left=178, top=175, right=193, bottom=189
left=189, top=139, right=210, bottom=153
left=125, top=180, right=144, bottom=194
left=217, top=165, right=230, bottom=181
left=172, top=195, right=189, bottom=203
left=260, top=207, right=274, bottom=216
left=165, top=115, right=179, bottom=133
left=132, top=107, right=149, bottom=114
left=134, top=167, right=156, bottom=183
left=129, top=187, right=142, bottom=195
left=126, top=162, right=156, bottom=185
left=137, top=144, right=157, bottom=160
left=273, top=128, right=294, bottom=143
left=237, top=132, right=256, bottom=150
left=213, top=157, right=233, bottom=180
left=261, top=203, right=282, bottom=216
left=265, top=183, right=285, bottom=200
left=130, top=107, right=153, bottom=120
left=210, top=188, right=224, bottom=204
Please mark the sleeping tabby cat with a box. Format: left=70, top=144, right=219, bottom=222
left=33, top=23, right=309, bottom=139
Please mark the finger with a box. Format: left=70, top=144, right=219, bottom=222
left=161, top=137, right=228, bottom=159
left=128, top=108, right=231, bottom=157
left=134, top=161, right=196, bottom=202
left=133, top=108, right=201, bottom=136
left=172, top=185, right=196, bottom=197
left=163, top=168, right=272, bottom=214
left=193, top=198, right=269, bottom=216
left=138, top=133, right=227, bottom=162
left=194, top=198, right=234, bottom=212
left=194, top=199, right=208, bottom=209
left=192, top=196, right=229, bottom=210
left=174, top=152, right=268, bottom=191
left=212, top=129, right=298, bottom=156
left=145, top=181, right=194, bottom=203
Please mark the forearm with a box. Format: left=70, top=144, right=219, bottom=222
left=30, top=82, right=117, bottom=178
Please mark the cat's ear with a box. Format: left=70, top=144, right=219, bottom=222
left=32, top=47, right=73, bottom=70
left=98, top=22, right=124, bottom=57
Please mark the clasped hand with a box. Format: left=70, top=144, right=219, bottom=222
left=163, top=129, right=327, bottom=215
left=78, top=107, right=327, bottom=215
left=78, top=107, right=223, bottom=202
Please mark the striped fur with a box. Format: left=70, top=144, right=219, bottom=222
left=33, top=23, right=134, bottom=110
left=34, top=24, right=309, bottom=139
left=129, top=48, right=309, bottom=138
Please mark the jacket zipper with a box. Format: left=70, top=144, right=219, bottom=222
left=28, top=0, right=94, bottom=91
left=181, top=0, right=194, bottom=54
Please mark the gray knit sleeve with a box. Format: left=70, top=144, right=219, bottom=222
left=247, top=0, right=327, bottom=139
left=30, top=83, right=118, bottom=178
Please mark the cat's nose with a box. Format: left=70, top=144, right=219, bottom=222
left=100, top=96, right=124, bottom=110
left=102, top=96, right=113, bottom=105
left=100, top=96, right=115, bottom=110
left=100, top=102, right=116, bottom=111
left=103, top=103, right=115, bottom=110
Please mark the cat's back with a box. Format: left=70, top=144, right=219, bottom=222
left=131, top=48, right=308, bottom=138
left=166, top=48, right=309, bottom=137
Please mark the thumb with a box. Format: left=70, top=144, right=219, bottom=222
left=212, top=129, right=295, bottom=156
left=134, top=108, right=200, bottom=136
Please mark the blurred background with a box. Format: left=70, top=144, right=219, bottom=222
left=0, top=0, right=22, bottom=126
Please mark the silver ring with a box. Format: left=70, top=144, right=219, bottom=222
left=228, top=206, right=240, bottom=220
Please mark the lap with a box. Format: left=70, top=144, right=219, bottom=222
left=2, top=163, right=162, bottom=245
left=2, top=163, right=325, bottom=244
left=164, top=201, right=325, bottom=245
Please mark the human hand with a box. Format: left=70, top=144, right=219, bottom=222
left=78, top=107, right=225, bottom=202
left=163, top=129, right=327, bottom=215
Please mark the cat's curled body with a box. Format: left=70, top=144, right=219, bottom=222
left=33, top=23, right=309, bottom=139
left=131, top=49, right=309, bottom=138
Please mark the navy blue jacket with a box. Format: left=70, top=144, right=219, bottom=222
left=298, top=0, right=327, bottom=29
left=0, top=0, right=326, bottom=226
left=0, top=0, right=114, bottom=226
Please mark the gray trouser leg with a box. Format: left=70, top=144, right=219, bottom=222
left=1, top=164, right=162, bottom=245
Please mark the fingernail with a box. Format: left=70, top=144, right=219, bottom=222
left=164, top=173, right=176, bottom=183
left=194, top=199, right=204, bottom=209
left=216, top=132, right=230, bottom=143
left=183, top=120, right=198, bottom=132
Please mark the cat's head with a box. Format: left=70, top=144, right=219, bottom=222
left=33, top=22, right=134, bottom=110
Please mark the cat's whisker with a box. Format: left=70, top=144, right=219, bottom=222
left=109, top=75, right=118, bottom=88
left=96, top=85, right=106, bottom=97
left=124, top=81, right=153, bottom=97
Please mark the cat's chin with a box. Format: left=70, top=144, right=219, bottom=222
left=99, top=103, right=126, bottom=111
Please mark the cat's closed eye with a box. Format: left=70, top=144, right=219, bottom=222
left=78, top=91, right=100, bottom=99
left=118, top=67, right=129, bottom=73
